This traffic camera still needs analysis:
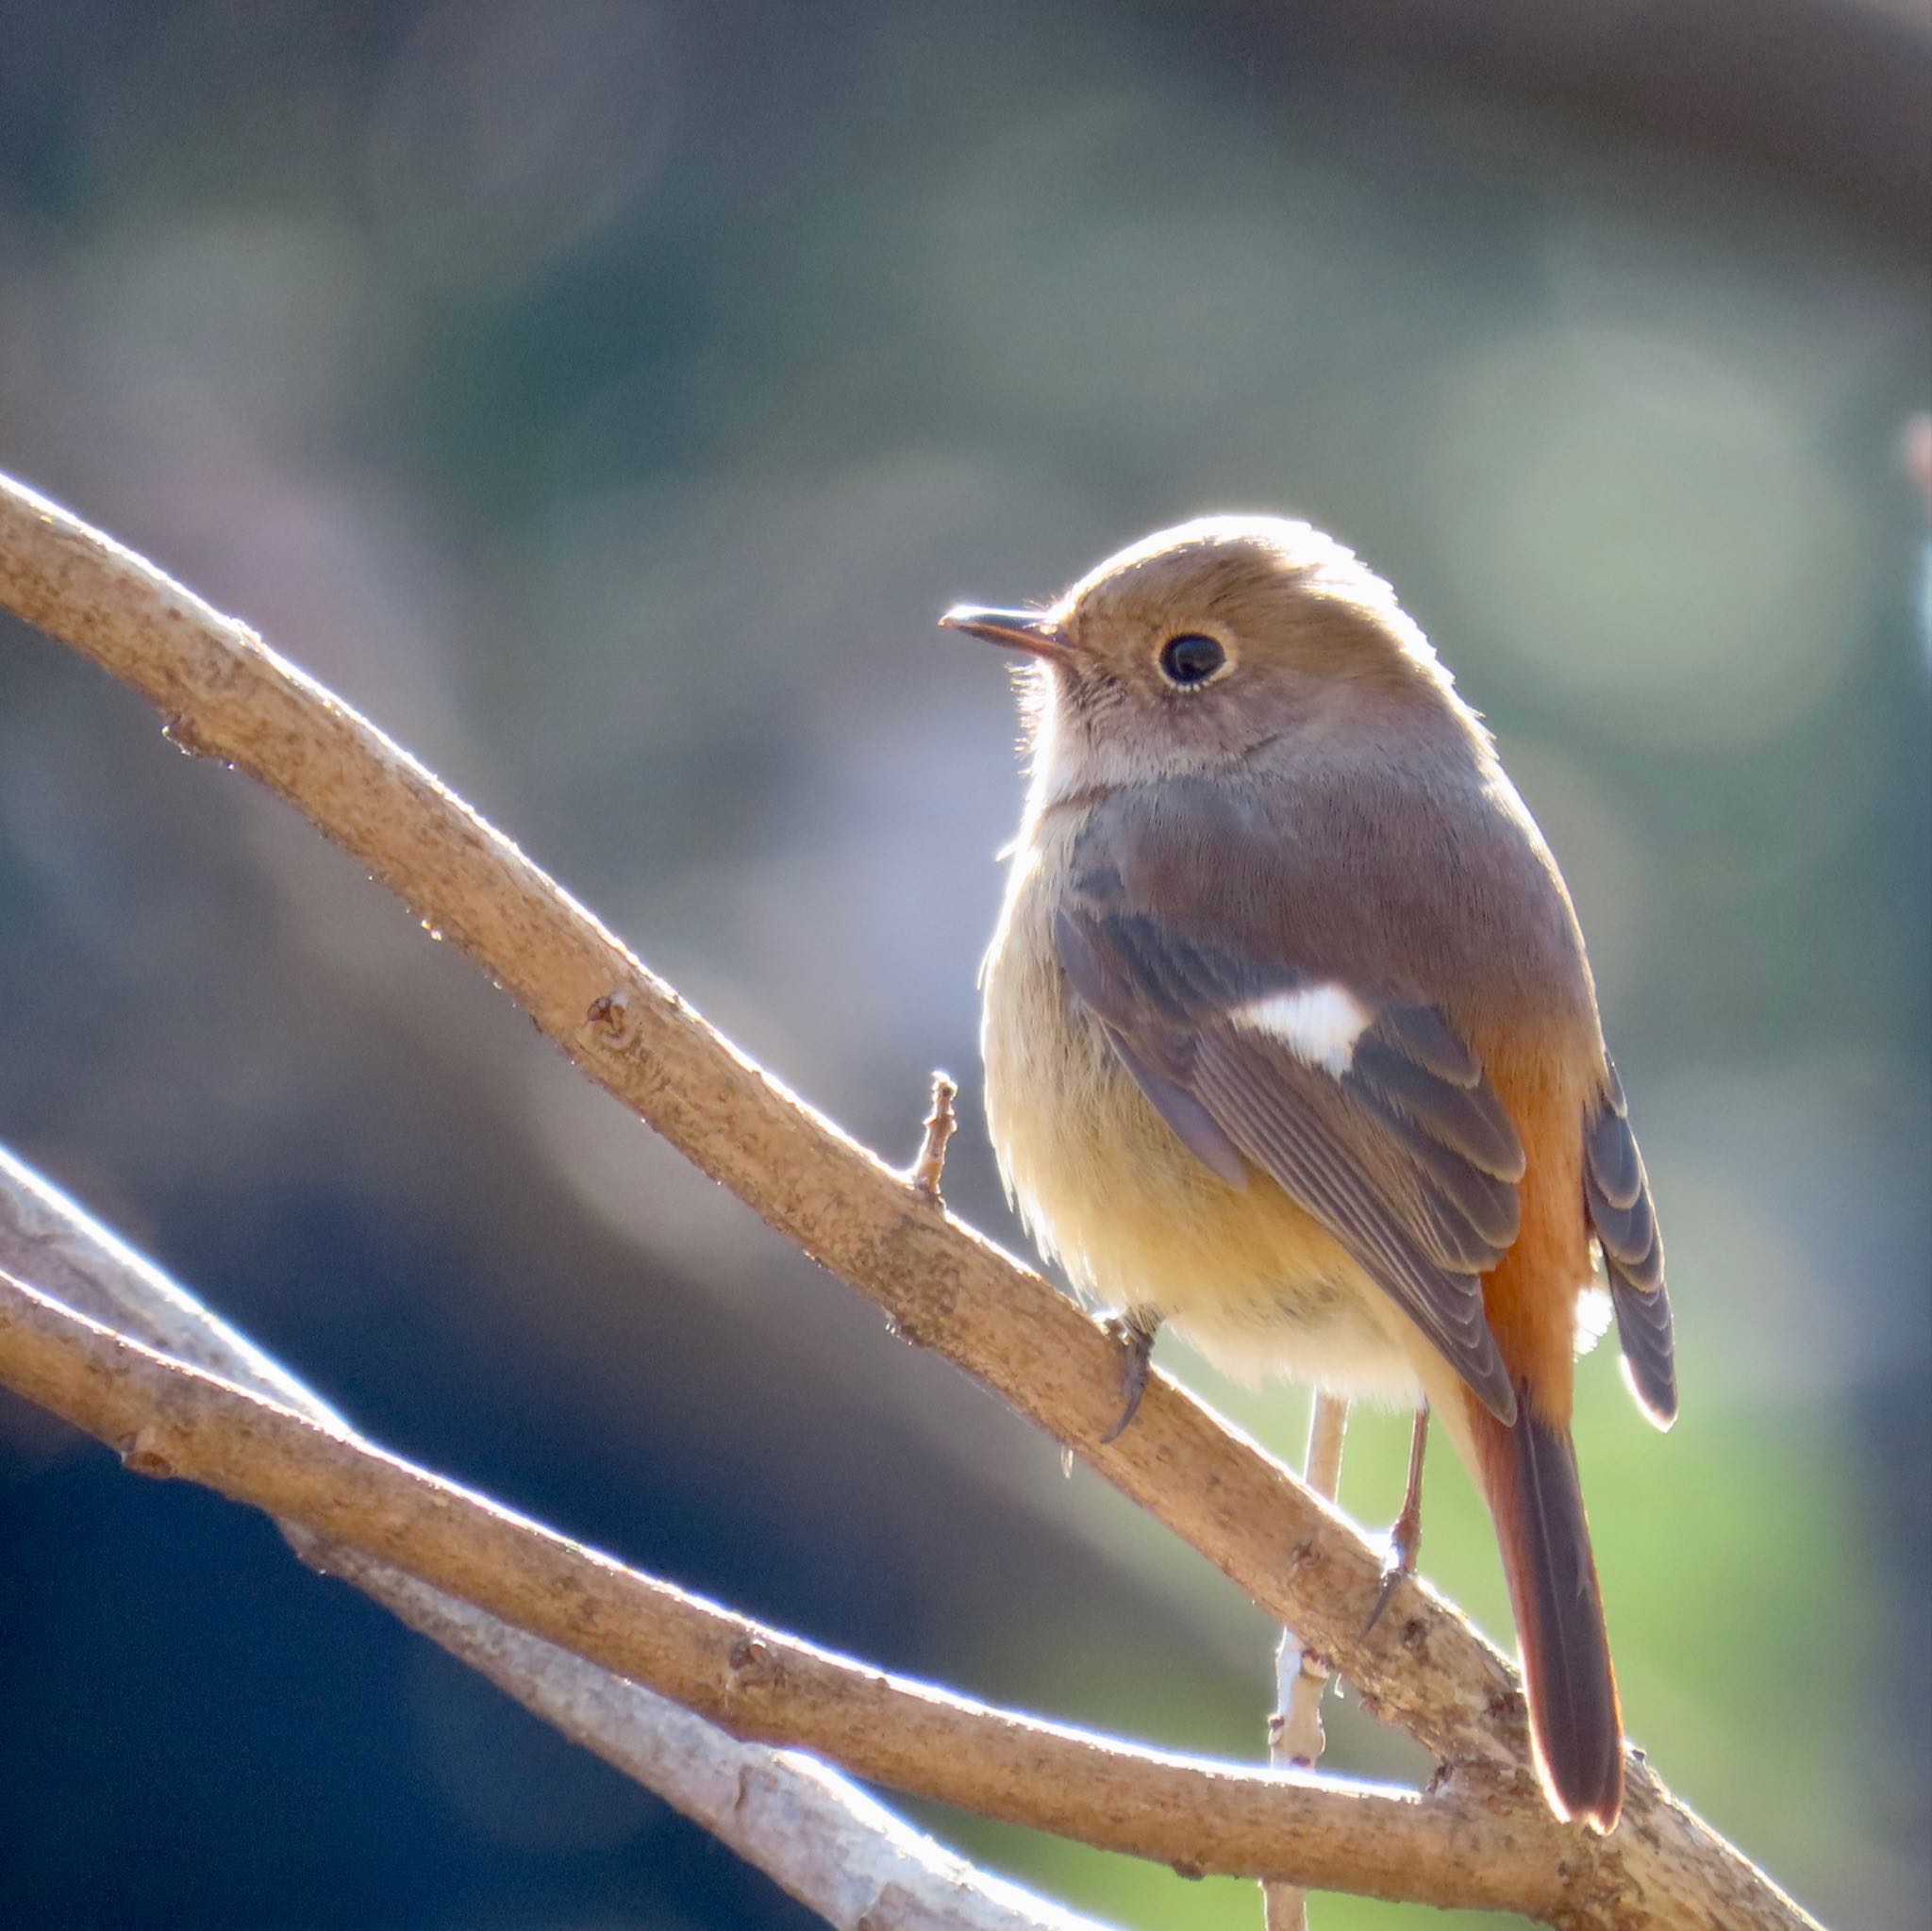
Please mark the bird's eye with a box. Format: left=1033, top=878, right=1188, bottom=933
left=1158, top=633, right=1227, bottom=687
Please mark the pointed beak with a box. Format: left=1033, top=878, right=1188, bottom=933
left=938, top=605, right=1073, bottom=661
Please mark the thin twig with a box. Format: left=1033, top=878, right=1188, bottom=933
left=1264, top=1395, right=1351, bottom=1931
left=0, top=1263, right=1561, bottom=1917
left=1275, top=1398, right=1354, bottom=1767
left=0, top=471, right=1826, bottom=1930
left=912, top=1071, right=959, bottom=1196
left=0, top=1150, right=1112, bottom=1931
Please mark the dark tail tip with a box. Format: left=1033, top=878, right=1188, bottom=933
left=1483, top=1398, right=1625, bottom=1830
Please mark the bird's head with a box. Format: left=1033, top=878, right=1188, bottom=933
left=941, top=515, right=1465, bottom=797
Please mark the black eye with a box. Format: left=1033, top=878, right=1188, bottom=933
left=1158, top=633, right=1226, bottom=687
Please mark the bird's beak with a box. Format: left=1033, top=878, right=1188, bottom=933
left=939, top=605, right=1074, bottom=661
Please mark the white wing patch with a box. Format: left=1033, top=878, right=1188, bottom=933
left=1233, top=984, right=1373, bottom=1076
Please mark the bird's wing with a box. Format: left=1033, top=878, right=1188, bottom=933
left=1584, top=1061, right=1676, bottom=1427
left=1056, top=815, right=1525, bottom=1423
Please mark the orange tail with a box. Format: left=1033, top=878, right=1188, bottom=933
left=1470, top=1390, right=1624, bottom=1830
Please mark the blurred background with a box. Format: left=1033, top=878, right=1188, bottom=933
left=0, top=3, right=1926, bottom=1927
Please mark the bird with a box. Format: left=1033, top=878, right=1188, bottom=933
left=941, top=515, right=1675, bottom=1832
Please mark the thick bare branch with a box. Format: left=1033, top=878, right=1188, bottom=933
left=0, top=472, right=1825, bottom=1929
left=0, top=1264, right=1557, bottom=1917
left=0, top=1146, right=346, bottom=1428
left=0, top=1151, right=1111, bottom=1931
left=319, top=1550, right=1118, bottom=1931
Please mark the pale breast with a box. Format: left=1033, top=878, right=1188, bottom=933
left=979, top=816, right=1420, bottom=1400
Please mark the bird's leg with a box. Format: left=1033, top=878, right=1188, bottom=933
left=1098, top=1306, right=1161, bottom=1442
left=1366, top=1404, right=1430, bottom=1632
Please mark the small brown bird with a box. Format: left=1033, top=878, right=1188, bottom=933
left=944, top=516, right=1674, bottom=1832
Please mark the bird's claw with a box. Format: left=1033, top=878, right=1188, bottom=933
left=1363, top=1506, right=1422, bottom=1634
left=1098, top=1309, right=1158, bottom=1443
left=1364, top=1553, right=1408, bottom=1634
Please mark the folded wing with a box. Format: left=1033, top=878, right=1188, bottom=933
left=1056, top=875, right=1524, bottom=1423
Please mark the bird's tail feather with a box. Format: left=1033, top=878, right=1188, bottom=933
left=1469, top=1389, right=1624, bottom=1831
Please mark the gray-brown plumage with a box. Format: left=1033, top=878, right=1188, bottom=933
left=944, top=514, right=1675, bottom=1831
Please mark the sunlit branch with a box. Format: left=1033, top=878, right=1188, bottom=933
left=0, top=1147, right=1111, bottom=1931
left=0, top=1263, right=1553, bottom=1916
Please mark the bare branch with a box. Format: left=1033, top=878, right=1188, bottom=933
left=317, top=1549, right=1117, bottom=1931
left=0, top=1263, right=1558, bottom=1917
left=1265, top=1393, right=1351, bottom=1931
left=0, top=472, right=1826, bottom=1929
left=0, top=1146, right=347, bottom=1429
left=0, top=1151, right=1110, bottom=1931
left=1274, top=1397, right=1354, bottom=1771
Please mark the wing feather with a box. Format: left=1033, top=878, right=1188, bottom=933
left=1191, top=1033, right=1519, bottom=1419
left=1350, top=1028, right=1527, bottom=1180
left=1585, top=1062, right=1676, bottom=1427
left=1055, top=888, right=1523, bottom=1422
left=1105, top=1027, right=1249, bottom=1187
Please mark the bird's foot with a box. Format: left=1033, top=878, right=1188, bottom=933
left=1364, top=1512, right=1421, bottom=1634
left=1098, top=1307, right=1160, bottom=1442
left=1364, top=1404, right=1429, bottom=1634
